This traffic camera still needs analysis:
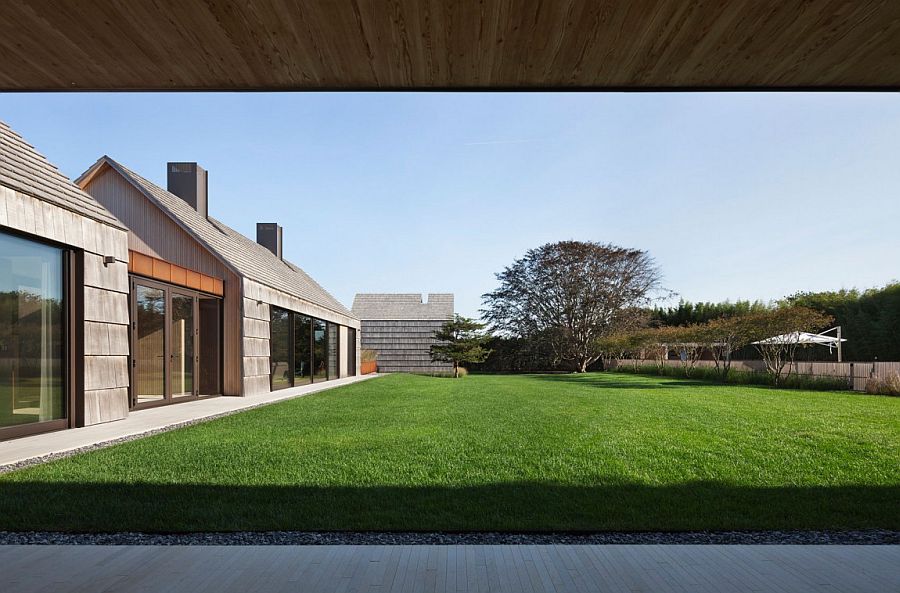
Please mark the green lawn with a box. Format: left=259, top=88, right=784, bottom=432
left=1, top=373, right=898, bottom=532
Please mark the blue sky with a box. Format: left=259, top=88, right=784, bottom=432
left=2, top=92, right=898, bottom=318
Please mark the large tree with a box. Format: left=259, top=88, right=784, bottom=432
left=481, top=241, right=661, bottom=372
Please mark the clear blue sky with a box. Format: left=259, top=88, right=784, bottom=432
left=2, top=92, right=898, bottom=318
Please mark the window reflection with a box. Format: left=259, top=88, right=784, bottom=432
left=270, top=307, right=292, bottom=390
left=0, top=231, right=64, bottom=430
left=313, top=319, right=327, bottom=382
left=294, top=314, right=312, bottom=386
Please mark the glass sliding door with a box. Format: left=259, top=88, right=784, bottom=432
left=0, top=231, right=65, bottom=437
left=134, top=284, right=166, bottom=404
left=294, top=314, right=312, bottom=386
left=327, top=322, right=339, bottom=380
left=312, top=319, right=327, bottom=382
left=170, top=292, right=195, bottom=398
left=270, top=307, right=292, bottom=390
left=198, top=297, right=221, bottom=395
left=131, top=277, right=221, bottom=407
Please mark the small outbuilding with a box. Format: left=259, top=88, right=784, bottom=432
left=351, top=293, right=454, bottom=374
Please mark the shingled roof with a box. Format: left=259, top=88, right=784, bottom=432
left=78, top=156, right=353, bottom=320
left=352, top=293, right=454, bottom=321
left=0, top=121, right=123, bottom=229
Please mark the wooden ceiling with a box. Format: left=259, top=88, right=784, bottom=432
left=2, top=1, right=899, bottom=91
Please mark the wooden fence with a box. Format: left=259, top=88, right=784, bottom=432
left=608, top=359, right=900, bottom=391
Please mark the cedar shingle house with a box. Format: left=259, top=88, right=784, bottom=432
left=77, top=157, right=360, bottom=404
left=1, top=121, right=130, bottom=440
left=352, top=293, right=454, bottom=374
left=0, top=119, right=360, bottom=441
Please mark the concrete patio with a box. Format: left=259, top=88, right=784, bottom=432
left=1, top=544, right=897, bottom=592
left=0, top=374, right=377, bottom=470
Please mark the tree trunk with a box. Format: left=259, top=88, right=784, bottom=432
left=454, top=361, right=459, bottom=378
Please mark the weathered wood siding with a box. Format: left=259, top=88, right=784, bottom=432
left=83, top=166, right=227, bottom=278
left=84, top=165, right=243, bottom=397
left=360, top=319, right=453, bottom=374
left=1, top=184, right=130, bottom=425
left=338, top=326, right=349, bottom=377
left=222, top=268, right=242, bottom=396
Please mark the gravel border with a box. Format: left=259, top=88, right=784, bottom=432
left=0, top=530, right=896, bottom=545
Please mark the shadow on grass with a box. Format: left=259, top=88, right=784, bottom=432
left=528, top=374, right=719, bottom=391
left=0, top=480, right=896, bottom=533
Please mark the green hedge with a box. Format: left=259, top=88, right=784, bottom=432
left=611, top=363, right=851, bottom=391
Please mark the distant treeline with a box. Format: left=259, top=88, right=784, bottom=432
left=653, top=284, right=900, bottom=361
left=784, top=283, right=900, bottom=361
left=473, top=283, right=900, bottom=371
left=650, top=300, right=770, bottom=326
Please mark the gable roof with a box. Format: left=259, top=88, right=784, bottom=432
left=0, top=120, right=123, bottom=229
left=352, top=293, right=454, bottom=321
left=78, top=156, right=354, bottom=320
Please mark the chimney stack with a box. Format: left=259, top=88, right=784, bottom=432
left=256, top=223, right=283, bottom=259
left=167, top=162, right=208, bottom=218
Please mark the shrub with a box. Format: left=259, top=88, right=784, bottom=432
left=456, top=367, right=469, bottom=378
left=612, top=363, right=849, bottom=392
left=361, top=349, right=378, bottom=363
left=865, top=373, right=900, bottom=396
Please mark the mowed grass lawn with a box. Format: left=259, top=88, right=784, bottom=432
left=1, top=373, right=898, bottom=532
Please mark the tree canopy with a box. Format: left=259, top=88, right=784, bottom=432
left=481, top=241, right=661, bottom=372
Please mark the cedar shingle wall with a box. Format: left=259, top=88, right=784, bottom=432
left=361, top=320, right=453, bottom=374
left=1, top=184, right=131, bottom=425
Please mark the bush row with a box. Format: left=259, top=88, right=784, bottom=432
left=610, top=364, right=851, bottom=392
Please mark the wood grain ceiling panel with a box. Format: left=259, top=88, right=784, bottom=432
left=0, top=1, right=898, bottom=90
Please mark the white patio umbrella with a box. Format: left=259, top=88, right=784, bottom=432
left=752, top=327, right=847, bottom=360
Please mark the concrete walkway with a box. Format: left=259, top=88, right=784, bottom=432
left=1, top=544, right=897, bottom=592
left=0, top=374, right=378, bottom=469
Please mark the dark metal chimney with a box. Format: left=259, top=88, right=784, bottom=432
left=167, top=162, right=208, bottom=218
left=256, top=223, right=283, bottom=259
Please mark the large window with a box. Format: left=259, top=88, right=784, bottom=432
left=0, top=231, right=65, bottom=437
left=134, top=284, right=166, bottom=404
left=294, top=314, right=312, bottom=386
left=313, top=319, right=327, bottom=381
left=270, top=307, right=292, bottom=391
left=269, top=309, right=343, bottom=388
left=346, top=327, right=357, bottom=377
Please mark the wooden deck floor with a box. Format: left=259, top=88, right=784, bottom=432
left=1, top=544, right=897, bottom=592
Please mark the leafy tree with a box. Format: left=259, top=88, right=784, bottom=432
left=700, top=316, right=757, bottom=381
left=745, top=306, right=833, bottom=385
left=663, top=325, right=707, bottom=377
left=482, top=241, right=661, bottom=373
left=430, top=315, right=492, bottom=378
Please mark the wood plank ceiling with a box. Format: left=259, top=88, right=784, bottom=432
left=1, top=1, right=899, bottom=91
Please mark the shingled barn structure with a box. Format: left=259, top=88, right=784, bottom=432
left=352, top=294, right=454, bottom=374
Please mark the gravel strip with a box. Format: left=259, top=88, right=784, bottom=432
left=0, top=530, right=896, bottom=545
